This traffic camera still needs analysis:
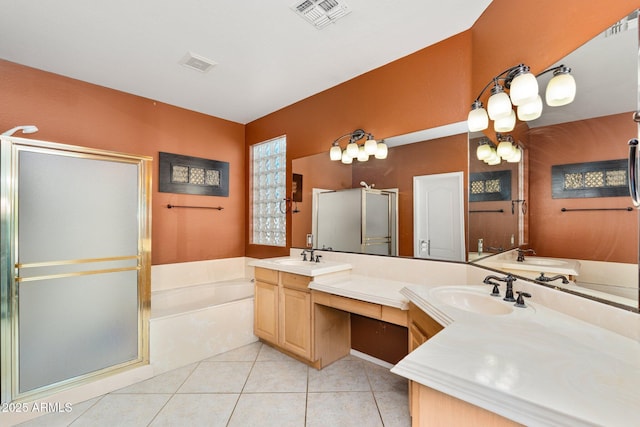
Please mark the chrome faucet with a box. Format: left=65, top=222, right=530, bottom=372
left=535, top=272, right=569, bottom=284
left=516, top=248, right=536, bottom=262
left=483, top=274, right=517, bottom=301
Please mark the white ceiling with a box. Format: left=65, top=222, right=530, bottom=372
left=0, top=0, right=492, bottom=124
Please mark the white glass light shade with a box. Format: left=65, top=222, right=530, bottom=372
left=485, top=152, right=502, bottom=166
left=546, top=73, right=576, bottom=106
left=374, top=142, right=388, bottom=159
left=494, top=110, right=516, bottom=132
left=330, top=145, right=342, bottom=161
left=506, top=146, right=522, bottom=163
left=517, top=95, right=543, bottom=121
left=346, top=142, right=359, bottom=158
left=487, top=90, right=512, bottom=120
left=484, top=149, right=499, bottom=164
left=357, top=146, right=369, bottom=162
left=476, top=143, right=492, bottom=161
left=341, top=150, right=353, bottom=164
left=497, top=140, right=515, bottom=159
left=509, top=72, right=539, bottom=106
left=364, top=138, right=378, bottom=155
left=467, top=106, right=489, bottom=132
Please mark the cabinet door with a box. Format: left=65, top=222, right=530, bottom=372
left=280, top=287, right=312, bottom=359
left=409, top=323, right=428, bottom=353
left=254, top=281, right=279, bottom=344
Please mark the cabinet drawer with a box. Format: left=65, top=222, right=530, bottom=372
left=381, top=306, right=408, bottom=327
left=329, top=294, right=381, bottom=319
left=255, top=267, right=278, bottom=285
left=281, top=272, right=311, bottom=291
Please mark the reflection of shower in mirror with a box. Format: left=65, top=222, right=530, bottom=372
left=360, top=181, right=375, bottom=189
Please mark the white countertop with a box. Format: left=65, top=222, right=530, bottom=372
left=392, top=284, right=640, bottom=426
left=248, top=256, right=352, bottom=276
left=309, top=274, right=411, bottom=310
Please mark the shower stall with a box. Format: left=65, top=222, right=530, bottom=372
left=0, top=136, right=152, bottom=403
left=315, top=188, right=398, bottom=255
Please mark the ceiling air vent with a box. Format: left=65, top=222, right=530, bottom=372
left=179, top=52, right=217, bottom=73
left=291, top=0, right=351, bottom=29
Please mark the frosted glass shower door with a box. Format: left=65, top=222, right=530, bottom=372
left=1, top=139, right=151, bottom=401
left=362, top=190, right=392, bottom=255
left=316, top=189, right=362, bottom=252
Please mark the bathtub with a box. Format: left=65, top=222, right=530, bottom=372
left=149, top=278, right=258, bottom=374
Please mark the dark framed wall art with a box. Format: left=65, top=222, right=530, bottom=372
left=159, top=152, right=229, bottom=197
left=469, top=170, right=512, bottom=202
left=551, top=159, right=627, bottom=199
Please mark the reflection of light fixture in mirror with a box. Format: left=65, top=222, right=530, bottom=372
left=476, top=134, right=522, bottom=165
left=467, top=63, right=576, bottom=132
left=329, top=129, right=387, bottom=162
left=2, top=125, right=39, bottom=136
left=476, top=138, right=493, bottom=160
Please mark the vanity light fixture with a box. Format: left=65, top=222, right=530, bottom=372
left=467, top=64, right=576, bottom=132
left=329, top=129, right=387, bottom=163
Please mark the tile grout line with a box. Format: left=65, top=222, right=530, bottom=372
left=225, top=342, right=262, bottom=426
left=304, top=359, right=310, bottom=426
left=144, top=361, right=201, bottom=426
left=363, top=361, right=389, bottom=427
left=67, top=394, right=105, bottom=426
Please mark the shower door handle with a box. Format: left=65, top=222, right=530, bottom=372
left=628, top=138, right=640, bottom=207
left=419, top=239, right=431, bottom=256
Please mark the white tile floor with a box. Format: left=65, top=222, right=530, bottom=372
left=18, top=342, right=410, bottom=427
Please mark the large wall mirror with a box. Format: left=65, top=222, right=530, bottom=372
left=292, top=124, right=469, bottom=260
left=292, top=10, right=639, bottom=311
left=471, top=10, right=639, bottom=310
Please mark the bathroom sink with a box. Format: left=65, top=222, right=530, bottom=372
left=430, top=286, right=514, bottom=315
left=519, top=258, right=566, bottom=267
left=482, top=254, right=581, bottom=277
left=248, top=257, right=352, bottom=277
left=274, top=259, right=313, bottom=266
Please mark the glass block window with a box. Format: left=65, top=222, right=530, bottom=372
left=251, top=136, right=286, bottom=246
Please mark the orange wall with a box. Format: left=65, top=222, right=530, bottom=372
left=245, top=31, right=473, bottom=257
left=0, top=60, right=246, bottom=265
left=528, top=113, right=637, bottom=263
left=246, top=0, right=639, bottom=258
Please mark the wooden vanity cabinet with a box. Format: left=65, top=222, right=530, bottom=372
left=253, top=268, right=313, bottom=361
left=408, top=302, right=443, bottom=352
left=406, top=303, right=520, bottom=426
left=407, top=302, right=444, bottom=421
left=254, top=268, right=279, bottom=344
left=280, top=272, right=312, bottom=359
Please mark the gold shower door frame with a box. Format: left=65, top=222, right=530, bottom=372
left=0, top=136, right=152, bottom=403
